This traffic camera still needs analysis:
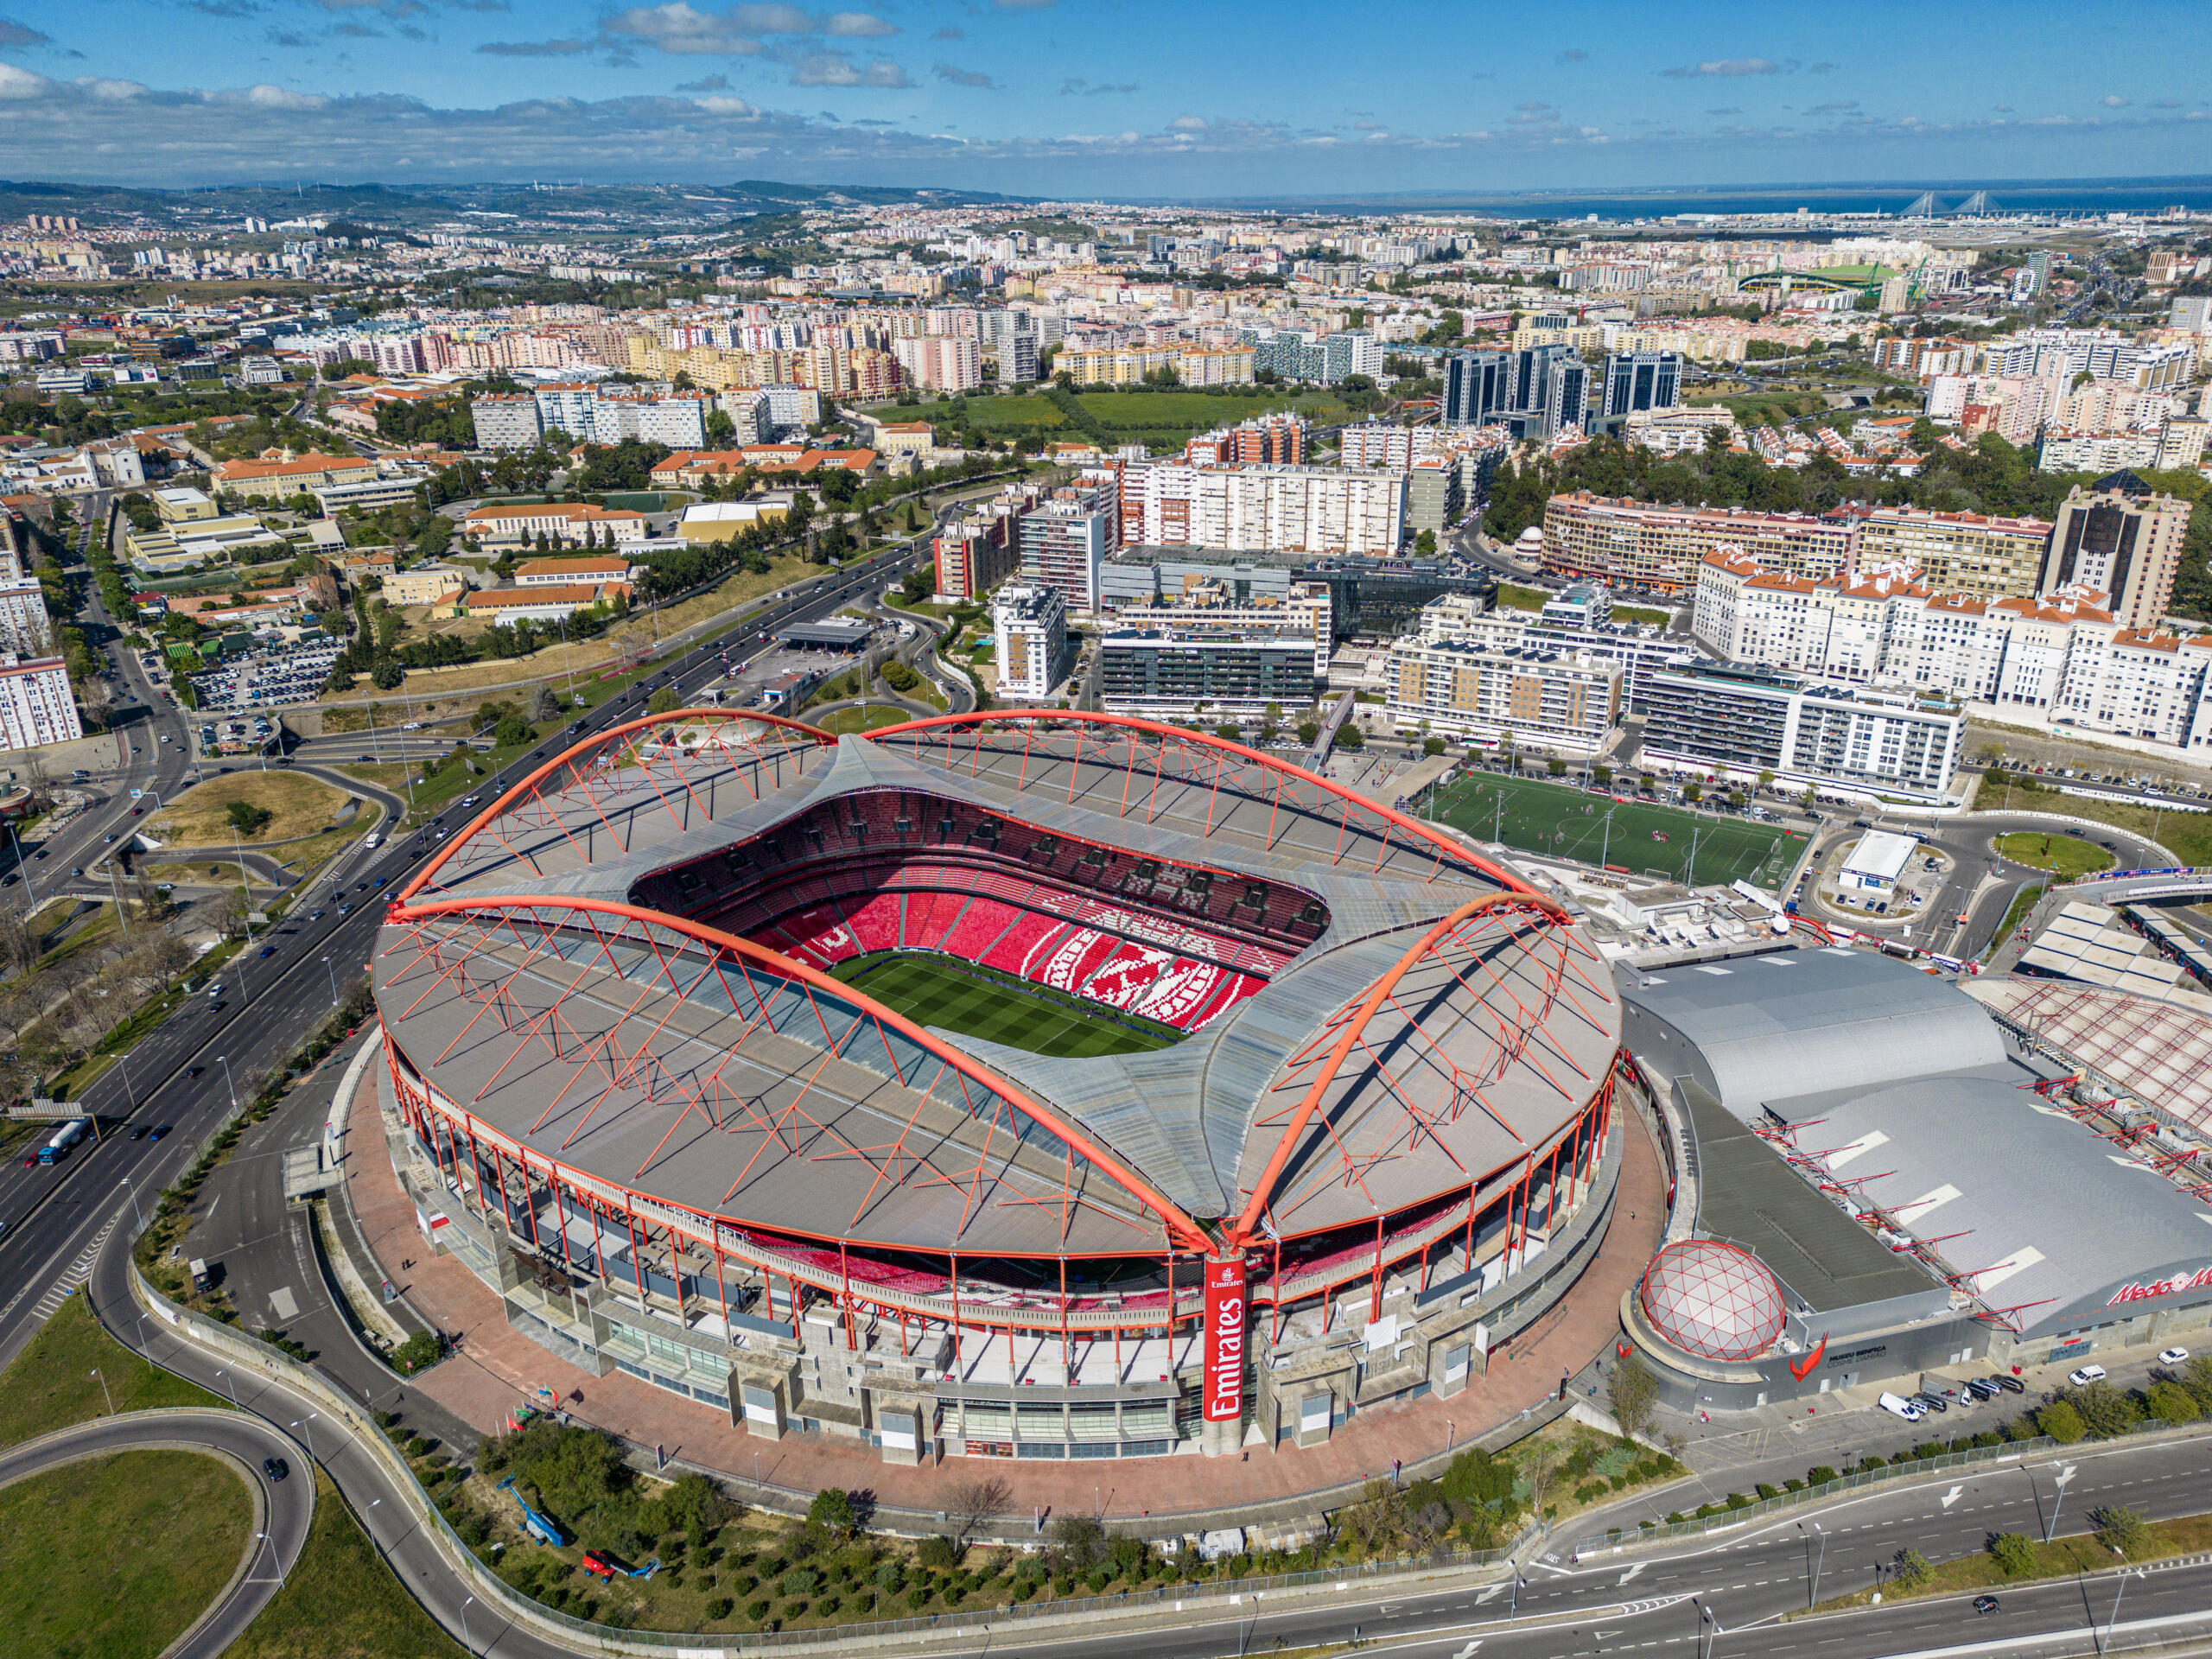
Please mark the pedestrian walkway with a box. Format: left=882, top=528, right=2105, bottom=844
left=346, top=1062, right=1668, bottom=1526
left=12, top=1214, right=118, bottom=1332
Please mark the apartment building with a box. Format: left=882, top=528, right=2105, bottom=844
left=1853, top=505, right=2054, bottom=601
left=992, top=584, right=1073, bottom=700
left=1018, top=487, right=1115, bottom=614
left=533, top=384, right=709, bottom=448
left=2041, top=473, right=2196, bottom=630
left=932, top=513, right=1020, bottom=602
left=1541, top=493, right=1859, bottom=593
left=1097, top=626, right=1318, bottom=717
left=1107, top=578, right=1332, bottom=676
left=893, top=334, right=982, bottom=392
left=469, top=393, right=545, bottom=451
left=1385, top=637, right=1623, bottom=754
left=1413, top=590, right=1687, bottom=714
left=1056, top=344, right=1255, bottom=386
left=1639, top=664, right=1962, bottom=802
left=1185, top=414, right=1307, bottom=467
left=0, top=654, right=83, bottom=751
left=2037, top=420, right=2209, bottom=475
left=1598, top=351, right=1683, bottom=422
left=1113, top=461, right=1404, bottom=557
left=1437, top=346, right=1588, bottom=440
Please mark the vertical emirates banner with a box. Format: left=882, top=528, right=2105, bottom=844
left=1204, top=1254, right=1247, bottom=1421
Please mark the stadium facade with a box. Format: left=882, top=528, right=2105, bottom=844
left=372, top=712, right=1629, bottom=1465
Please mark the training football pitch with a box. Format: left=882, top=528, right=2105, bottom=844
left=1428, top=773, right=1802, bottom=888
left=832, top=953, right=1177, bottom=1058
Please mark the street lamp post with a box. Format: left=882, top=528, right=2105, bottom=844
left=2102, top=1566, right=2144, bottom=1655
left=460, top=1594, right=475, bottom=1656
left=322, top=954, right=339, bottom=1008
left=217, top=1054, right=239, bottom=1116
left=216, top=1369, right=240, bottom=1409
left=2046, top=1462, right=2077, bottom=1545
left=92, top=1368, right=114, bottom=1414
left=121, top=1174, right=143, bottom=1231
left=105, top=860, right=130, bottom=938
left=290, top=1414, right=318, bottom=1466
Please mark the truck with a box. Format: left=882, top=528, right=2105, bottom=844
left=39, top=1118, right=89, bottom=1164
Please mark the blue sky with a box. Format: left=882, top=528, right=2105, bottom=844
left=0, top=0, right=2206, bottom=196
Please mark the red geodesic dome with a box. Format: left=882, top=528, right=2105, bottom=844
left=1638, top=1239, right=1785, bottom=1362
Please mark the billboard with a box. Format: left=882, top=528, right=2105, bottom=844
left=1203, top=1255, right=1248, bottom=1423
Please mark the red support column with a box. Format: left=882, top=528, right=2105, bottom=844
left=713, top=1237, right=730, bottom=1332
left=626, top=1203, right=648, bottom=1301
left=1370, top=1213, right=1384, bottom=1323
left=950, top=1254, right=962, bottom=1370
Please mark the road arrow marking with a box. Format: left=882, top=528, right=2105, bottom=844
left=1473, top=1586, right=1503, bottom=1605
left=1618, top=1562, right=1646, bottom=1586
left=1942, top=1484, right=1963, bottom=1509
left=1451, top=1643, right=1482, bottom=1659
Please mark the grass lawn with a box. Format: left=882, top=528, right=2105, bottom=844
left=812, top=705, right=919, bottom=735
left=1612, top=603, right=1673, bottom=626
left=1431, top=773, right=1800, bottom=887
left=147, top=772, right=353, bottom=847
left=1993, top=830, right=2117, bottom=879
left=834, top=951, right=1177, bottom=1057
left=226, top=1470, right=462, bottom=1659
left=1812, top=1510, right=2212, bottom=1612
left=0, top=1291, right=226, bottom=1449
left=1974, top=771, right=2212, bottom=865
left=0, top=1448, right=251, bottom=1659
left=1495, top=583, right=1548, bottom=611
left=1986, top=882, right=2050, bottom=960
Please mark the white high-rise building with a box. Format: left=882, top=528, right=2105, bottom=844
left=0, top=656, right=83, bottom=751
left=992, top=584, right=1072, bottom=700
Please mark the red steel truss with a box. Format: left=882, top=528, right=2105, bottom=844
left=401, top=708, right=836, bottom=904
left=1229, top=891, right=1609, bottom=1249
left=864, top=710, right=1535, bottom=893
left=377, top=709, right=1623, bottom=1364
left=381, top=893, right=1214, bottom=1253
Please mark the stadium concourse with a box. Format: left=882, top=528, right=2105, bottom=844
left=369, top=709, right=1643, bottom=1488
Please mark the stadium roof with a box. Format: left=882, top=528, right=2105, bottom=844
left=378, top=712, right=1621, bottom=1255
left=1618, top=948, right=2004, bottom=1122
left=1964, top=975, right=2212, bottom=1137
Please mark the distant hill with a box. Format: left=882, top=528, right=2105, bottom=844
left=0, top=177, right=1021, bottom=231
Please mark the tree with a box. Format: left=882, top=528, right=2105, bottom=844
left=1987, top=1531, right=2038, bottom=1577
left=1891, top=1547, right=1933, bottom=1590
left=529, top=683, right=563, bottom=723
left=1518, top=1440, right=1561, bottom=1516
left=2063, top=1380, right=2143, bottom=1439
left=1608, top=1353, right=1659, bottom=1441
left=947, top=1474, right=1013, bottom=1544
left=2145, top=1380, right=2200, bottom=1424
left=1333, top=725, right=1364, bottom=752
left=1414, top=529, right=1437, bottom=556
left=2092, top=1504, right=2149, bottom=1557
left=2037, top=1398, right=2085, bottom=1444
left=226, top=800, right=274, bottom=838
left=371, top=658, right=405, bottom=690
left=647, top=686, right=681, bottom=715
left=1423, top=736, right=1446, bottom=757
left=807, top=1486, right=858, bottom=1540
left=1547, top=757, right=1567, bottom=777
left=1296, top=719, right=1319, bottom=745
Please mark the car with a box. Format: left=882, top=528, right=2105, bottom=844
left=1878, top=1391, right=1926, bottom=1422
left=2159, top=1346, right=2191, bottom=1366
left=131, top=807, right=141, bottom=817
left=258, top=944, right=275, bottom=958
left=187, top=1065, right=204, bottom=1078
left=1990, top=1373, right=2024, bottom=1393
left=130, top=1125, right=149, bottom=1141
left=69, top=867, right=81, bottom=876
left=263, top=1456, right=289, bottom=1482
left=2069, top=1364, right=2107, bottom=1387
left=149, top=1124, right=171, bottom=1141
left=208, top=999, right=226, bottom=1011
left=1966, top=1378, right=2001, bottom=1400
left=20, top=1154, right=35, bottom=1168
left=31, top=850, right=44, bottom=860
left=1974, top=1595, right=2000, bottom=1615
left=359, top=753, right=377, bottom=762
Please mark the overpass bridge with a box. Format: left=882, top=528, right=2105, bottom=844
left=2063, top=868, right=2212, bottom=904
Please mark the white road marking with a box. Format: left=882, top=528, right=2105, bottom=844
left=1941, top=1484, right=1963, bottom=1510
left=1618, top=1562, right=1646, bottom=1586
left=268, top=1286, right=299, bottom=1320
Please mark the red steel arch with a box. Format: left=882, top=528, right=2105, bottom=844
left=382, top=891, right=1214, bottom=1252
left=1226, top=889, right=1603, bottom=1249
left=861, top=710, right=1537, bottom=893
left=399, top=707, right=836, bottom=905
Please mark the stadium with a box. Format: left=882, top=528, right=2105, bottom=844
left=372, top=710, right=1629, bottom=1466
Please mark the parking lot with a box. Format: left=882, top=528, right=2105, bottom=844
left=188, top=639, right=343, bottom=713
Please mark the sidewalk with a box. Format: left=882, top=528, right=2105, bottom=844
left=344, top=1071, right=1669, bottom=1529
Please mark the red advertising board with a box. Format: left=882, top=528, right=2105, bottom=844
left=1203, top=1255, right=1248, bottom=1422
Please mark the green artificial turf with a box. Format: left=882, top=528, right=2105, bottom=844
left=834, top=952, right=1177, bottom=1057
left=1428, top=772, right=1800, bottom=887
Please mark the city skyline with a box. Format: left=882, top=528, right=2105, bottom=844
left=0, top=0, right=2206, bottom=194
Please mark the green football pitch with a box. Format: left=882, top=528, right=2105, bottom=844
left=1427, top=773, right=1803, bottom=887
left=831, top=953, right=1178, bottom=1058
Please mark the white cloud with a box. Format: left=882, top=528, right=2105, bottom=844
left=825, top=11, right=896, bottom=35
left=2101, top=94, right=2129, bottom=107
left=1169, top=114, right=1205, bottom=130
left=241, top=84, right=330, bottom=109
left=78, top=77, right=148, bottom=100
left=1662, top=58, right=1781, bottom=78
left=0, top=60, right=48, bottom=99
left=787, top=50, right=909, bottom=86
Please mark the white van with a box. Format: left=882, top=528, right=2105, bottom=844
left=364, top=833, right=380, bottom=849
left=1878, top=1391, right=1926, bottom=1422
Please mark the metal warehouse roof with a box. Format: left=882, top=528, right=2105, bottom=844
left=1619, top=948, right=2004, bottom=1121
left=1768, top=1063, right=2212, bottom=1338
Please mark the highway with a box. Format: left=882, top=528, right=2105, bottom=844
left=0, top=1406, right=315, bottom=1658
